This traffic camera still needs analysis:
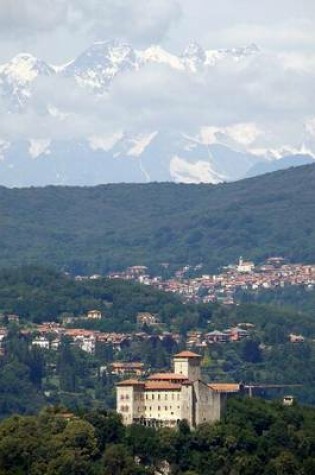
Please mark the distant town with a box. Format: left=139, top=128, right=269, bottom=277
left=0, top=256, right=311, bottom=359
left=104, top=256, right=315, bottom=306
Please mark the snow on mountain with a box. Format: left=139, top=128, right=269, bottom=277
left=0, top=40, right=261, bottom=106
left=0, top=53, right=54, bottom=108
left=181, top=41, right=207, bottom=72
left=63, top=40, right=138, bottom=91
left=126, top=132, right=158, bottom=157
left=29, top=139, right=51, bottom=159
left=0, top=140, right=9, bottom=161
left=0, top=40, right=310, bottom=187
left=138, top=45, right=184, bottom=70
left=170, top=155, right=224, bottom=184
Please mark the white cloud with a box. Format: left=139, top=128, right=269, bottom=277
left=0, top=49, right=314, bottom=157
left=0, top=0, right=68, bottom=35
left=70, top=0, right=182, bottom=45
left=0, top=0, right=182, bottom=48
left=209, top=20, right=315, bottom=52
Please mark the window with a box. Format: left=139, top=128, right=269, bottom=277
left=158, top=394, right=161, bottom=400
left=165, top=394, right=168, bottom=401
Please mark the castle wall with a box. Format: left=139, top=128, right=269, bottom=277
left=181, top=384, right=195, bottom=427
left=143, top=389, right=182, bottom=426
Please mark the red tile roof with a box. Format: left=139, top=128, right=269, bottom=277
left=173, top=350, right=202, bottom=358
left=208, top=383, right=240, bottom=393
left=116, top=379, right=145, bottom=386
left=147, top=373, right=189, bottom=381
left=145, top=381, right=182, bottom=390
left=112, top=362, right=144, bottom=368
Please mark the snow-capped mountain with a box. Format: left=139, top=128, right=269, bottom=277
left=0, top=53, right=54, bottom=110
left=63, top=40, right=138, bottom=91
left=0, top=40, right=313, bottom=187
left=0, top=40, right=260, bottom=103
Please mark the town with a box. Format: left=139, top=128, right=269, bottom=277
left=105, top=256, right=315, bottom=305
left=0, top=256, right=311, bottom=358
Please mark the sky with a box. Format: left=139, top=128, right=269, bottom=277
left=0, top=0, right=314, bottom=158
left=0, top=0, right=314, bottom=62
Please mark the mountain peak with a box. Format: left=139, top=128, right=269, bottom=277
left=0, top=52, right=53, bottom=95
left=140, top=45, right=184, bottom=70
left=64, top=39, right=137, bottom=91
left=181, top=41, right=206, bottom=71
left=182, top=41, right=206, bottom=59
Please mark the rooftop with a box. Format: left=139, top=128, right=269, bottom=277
left=147, top=373, right=189, bottom=381
left=173, top=350, right=202, bottom=358
left=145, top=381, right=183, bottom=390
left=208, top=383, right=240, bottom=393
left=116, top=379, right=145, bottom=387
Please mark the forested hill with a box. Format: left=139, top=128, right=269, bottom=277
left=1, top=164, right=315, bottom=273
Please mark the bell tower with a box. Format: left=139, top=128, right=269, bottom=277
left=173, top=351, right=202, bottom=381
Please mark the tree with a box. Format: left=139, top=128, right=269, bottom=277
left=102, top=444, right=143, bottom=475
left=241, top=339, right=262, bottom=364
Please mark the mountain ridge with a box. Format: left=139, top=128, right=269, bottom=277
left=0, top=163, right=314, bottom=273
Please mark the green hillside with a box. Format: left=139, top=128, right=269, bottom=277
left=1, top=164, right=315, bottom=273
left=1, top=399, right=315, bottom=475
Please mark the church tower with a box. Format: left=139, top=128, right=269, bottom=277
left=173, top=351, right=202, bottom=381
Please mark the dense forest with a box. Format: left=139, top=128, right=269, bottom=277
left=0, top=164, right=315, bottom=273
left=0, top=398, right=315, bottom=474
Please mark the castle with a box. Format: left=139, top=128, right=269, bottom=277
left=116, top=350, right=239, bottom=428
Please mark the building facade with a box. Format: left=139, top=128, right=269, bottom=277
left=116, top=351, right=239, bottom=428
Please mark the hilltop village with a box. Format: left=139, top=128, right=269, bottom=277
left=0, top=257, right=312, bottom=358
left=106, top=257, right=315, bottom=305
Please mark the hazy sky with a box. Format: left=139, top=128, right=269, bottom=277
left=0, top=0, right=314, bottom=62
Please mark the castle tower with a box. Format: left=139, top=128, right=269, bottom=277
left=173, top=351, right=202, bottom=381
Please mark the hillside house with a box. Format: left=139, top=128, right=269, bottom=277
left=137, top=312, right=160, bottom=327
left=108, top=362, right=145, bottom=376
left=87, top=310, right=102, bottom=320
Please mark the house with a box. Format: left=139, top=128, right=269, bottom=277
left=108, top=362, right=145, bottom=376
left=87, top=310, right=102, bottom=320
left=289, top=334, right=305, bottom=343
left=32, top=336, right=50, bottom=350
left=73, top=335, right=96, bottom=354
left=0, top=328, right=7, bottom=344
left=227, top=327, right=249, bottom=341
left=237, top=257, right=255, bottom=273
left=283, top=395, right=295, bottom=406
left=116, top=351, right=240, bottom=429
left=205, top=330, right=229, bottom=343
left=137, top=312, right=160, bottom=327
